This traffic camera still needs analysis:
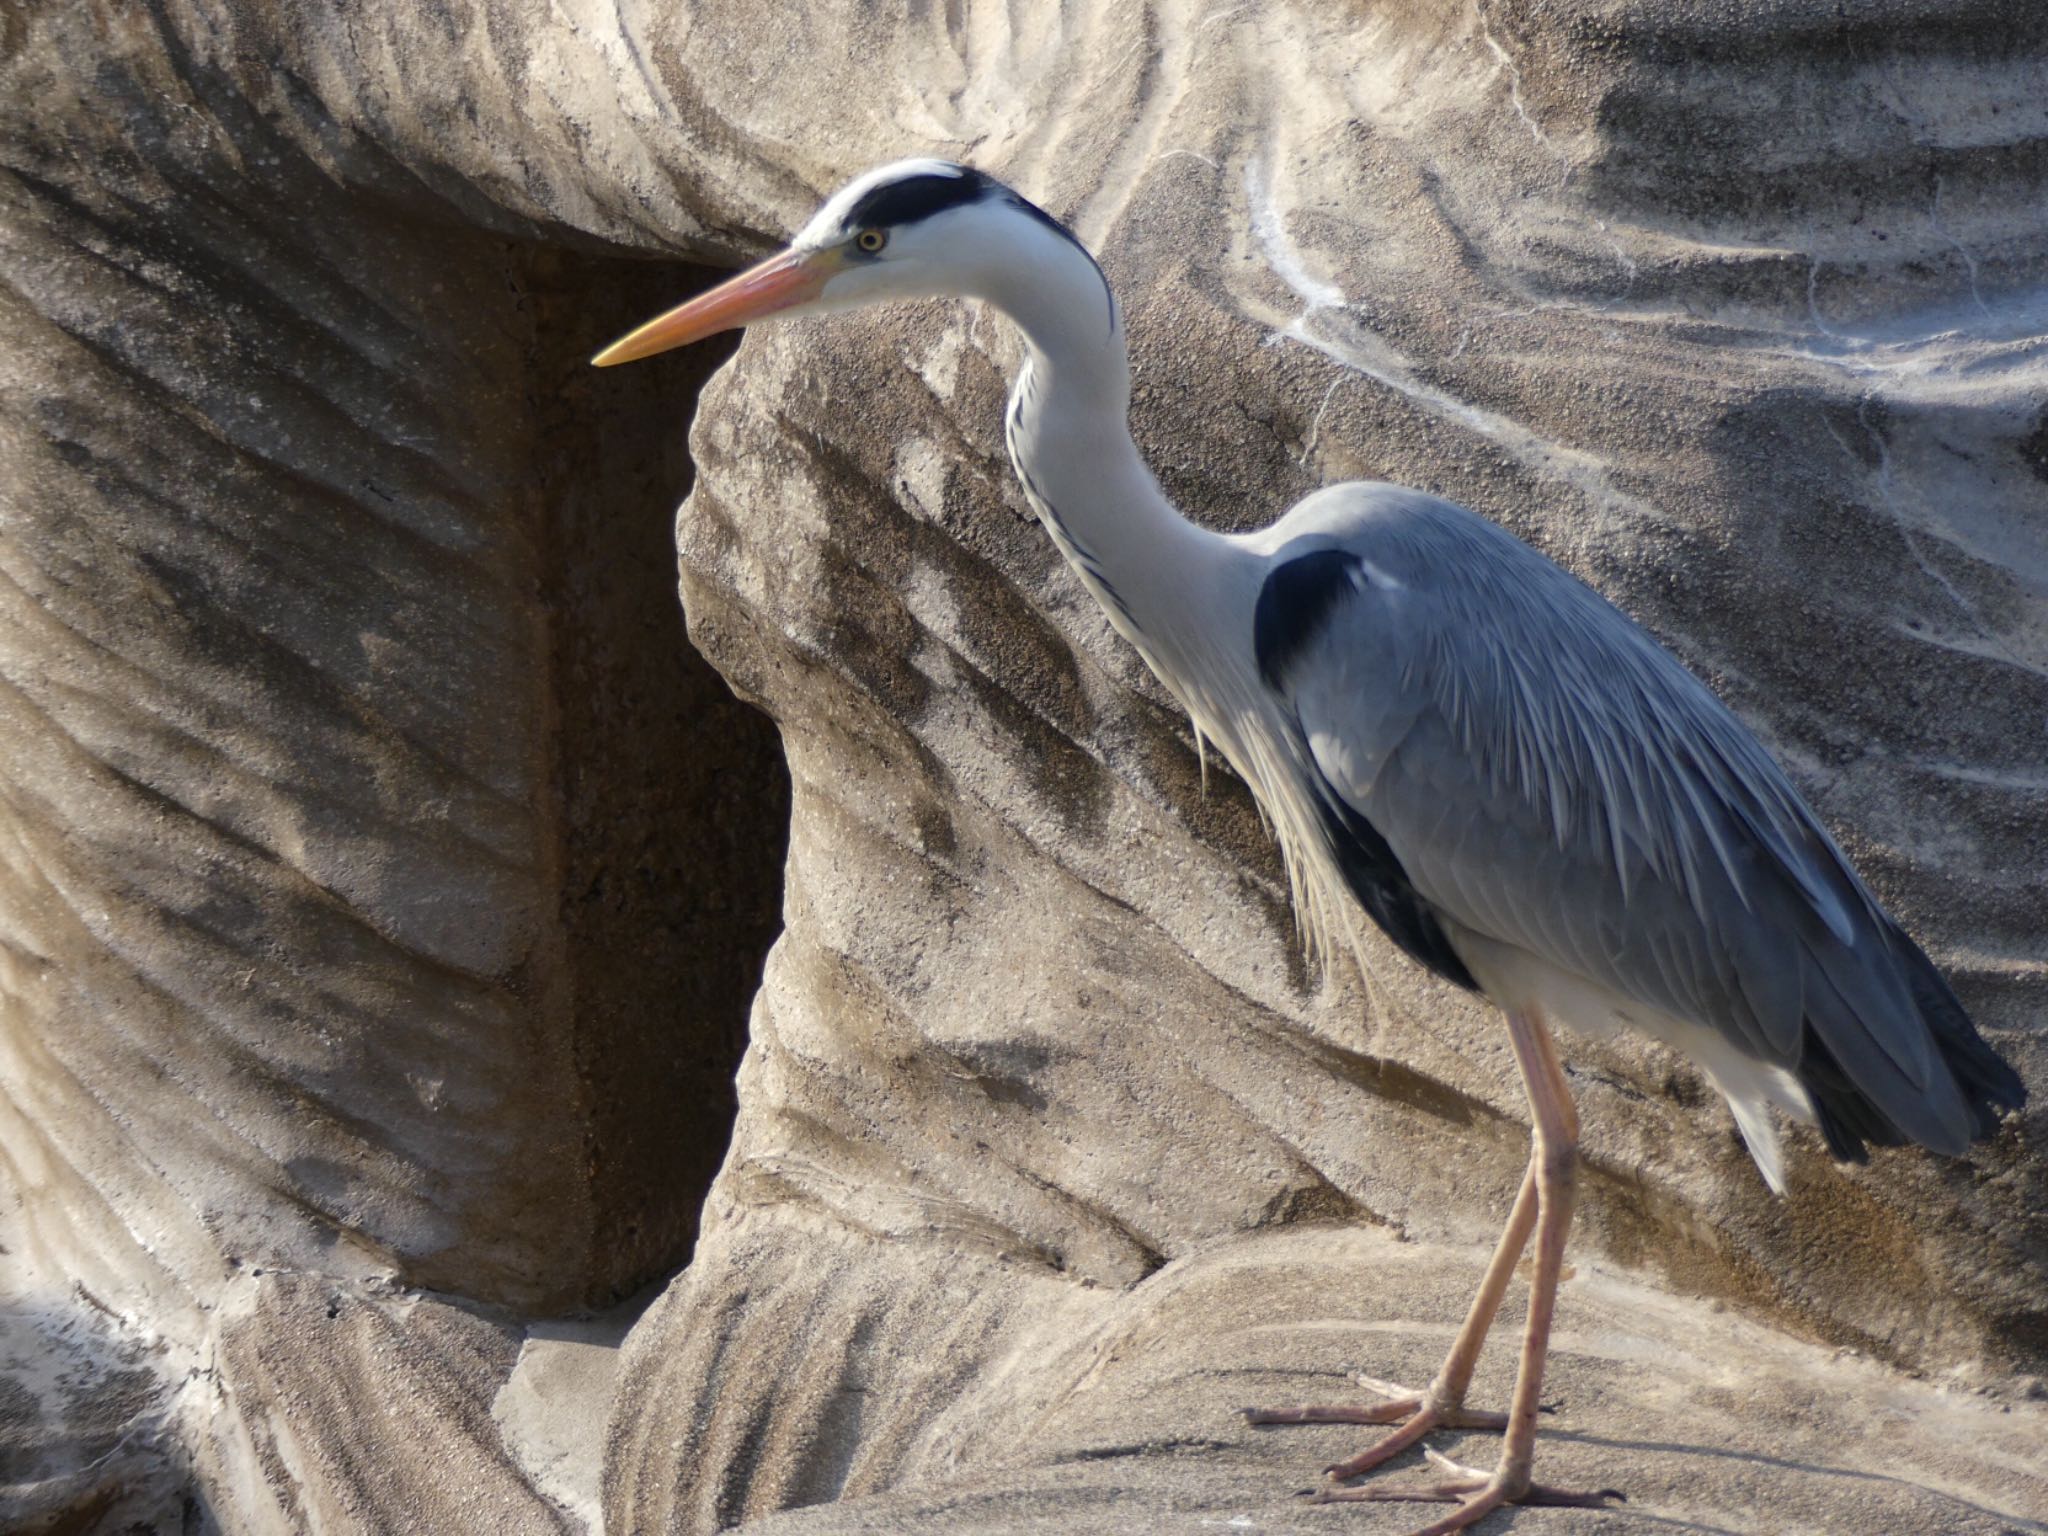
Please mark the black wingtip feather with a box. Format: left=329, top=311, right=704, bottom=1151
left=1798, top=924, right=2026, bottom=1163
left=1897, top=934, right=2028, bottom=1132
left=1800, top=1022, right=1902, bottom=1161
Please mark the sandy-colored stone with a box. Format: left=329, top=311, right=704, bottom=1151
left=0, top=0, right=2040, bottom=1531
left=606, top=1, right=2046, bottom=1528
left=493, top=1304, right=641, bottom=1528
left=708, top=1225, right=2048, bottom=1536
left=204, top=1273, right=571, bottom=1535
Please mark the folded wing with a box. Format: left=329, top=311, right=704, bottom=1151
left=1256, top=487, right=2023, bottom=1163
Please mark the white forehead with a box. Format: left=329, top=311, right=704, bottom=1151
left=794, top=158, right=974, bottom=247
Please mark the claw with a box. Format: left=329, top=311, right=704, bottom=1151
left=1420, top=1446, right=1484, bottom=1479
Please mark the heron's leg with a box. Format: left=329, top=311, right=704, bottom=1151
left=1245, top=1159, right=1537, bottom=1477
left=1314, top=1006, right=1621, bottom=1529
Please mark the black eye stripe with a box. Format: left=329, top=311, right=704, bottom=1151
left=838, top=165, right=1116, bottom=334
left=841, top=166, right=992, bottom=230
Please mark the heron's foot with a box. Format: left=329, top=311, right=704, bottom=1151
left=1243, top=1377, right=1509, bottom=1480
left=1312, top=1448, right=1623, bottom=1534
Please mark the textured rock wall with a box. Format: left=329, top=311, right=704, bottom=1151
left=604, top=0, right=2048, bottom=1527
left=1, top=3, right=786, bottom=1526
left=0, top=0, right=2041, bottom=1532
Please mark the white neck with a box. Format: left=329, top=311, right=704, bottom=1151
left=961, top=208, right=1349, bottom=970
left=980, top=227, right=1249, bottom=723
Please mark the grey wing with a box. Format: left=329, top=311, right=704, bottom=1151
left=1263, top=490, right=2015, bottom=1161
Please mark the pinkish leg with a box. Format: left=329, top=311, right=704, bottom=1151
left=1313, top=1006, right=1622, bottom=1531
left=1245, top=1158, right=1537, bottom=1477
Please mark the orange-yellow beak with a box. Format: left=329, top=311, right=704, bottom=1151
left=591, top=246, right=842, bottom=367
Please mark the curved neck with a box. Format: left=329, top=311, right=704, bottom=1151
left=986, top=244, right=1131, bottom=418
left=982, top=233, right=1249, bottom=723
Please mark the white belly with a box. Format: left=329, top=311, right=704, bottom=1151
left=1447, top=922, right=1814, bottom=1196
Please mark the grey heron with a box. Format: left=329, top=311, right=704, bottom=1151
left=593, top=160, right=2027, bottom=1534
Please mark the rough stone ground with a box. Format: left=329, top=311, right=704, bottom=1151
left=718, top=1226, right=2048, bottom=1536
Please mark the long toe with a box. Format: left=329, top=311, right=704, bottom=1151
left=1315, top=1449, right=1622, bottom=1534
left=1245, top=1380, right=1509, bottom=1480
left=1245, top=1375, right=1425, bottom=1426
left=1243, top=1396, right=1424, bottom=1428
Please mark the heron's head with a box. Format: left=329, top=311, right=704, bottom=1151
left=593, top=159, right=1108, bottom=366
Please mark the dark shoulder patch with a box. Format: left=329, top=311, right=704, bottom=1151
left=844, top=166, right=992, bottom=231
left=1256, top=544, right=1475, bottom=990
left=1255, top=547, right=1358, bottom=691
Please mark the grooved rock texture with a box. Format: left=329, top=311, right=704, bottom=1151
left=1, top=0, right=2043, bottom=1532
left=660, top=1227, right=2048, bottom=1536
left=1, top=2, right=786, bottom=1529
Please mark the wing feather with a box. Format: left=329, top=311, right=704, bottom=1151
left=1257, top=487, right=2020, bottom=1158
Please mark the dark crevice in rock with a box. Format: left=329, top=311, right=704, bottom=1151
left=520, top=249, right=789, bottom=1307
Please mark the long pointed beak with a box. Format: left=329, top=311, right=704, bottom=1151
left=591, top=246, right=842, bottom=367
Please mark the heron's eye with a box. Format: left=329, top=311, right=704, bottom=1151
left=855, top=228, right=887, bottom=254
